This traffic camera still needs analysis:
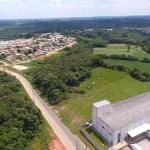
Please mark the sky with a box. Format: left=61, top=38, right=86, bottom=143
left=0, top=0, right=150, bottom=19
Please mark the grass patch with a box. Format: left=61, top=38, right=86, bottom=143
left=86, top=128, right=107, bottom=150
left=54, top=68, right=150, bottom=149
left=25, top=119, right=52, bottom=150
left=93, top=44, right=150, bottom=59
left=104, top=59, right=150, bottom=73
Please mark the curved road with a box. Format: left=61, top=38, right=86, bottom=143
left=0, top=67, right=87, bottom=150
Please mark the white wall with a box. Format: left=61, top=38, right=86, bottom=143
left=92, top=101, right=111, bottom=129
left=92, top=101, right=113, bottom=145
left=92, top=101, right=150, bottom=146
left=94, top=117, right=114, bottom=146
left=113, top=118, right=150, bottom=145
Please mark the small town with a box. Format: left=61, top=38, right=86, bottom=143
left=0, top=32, right=76, bottom=63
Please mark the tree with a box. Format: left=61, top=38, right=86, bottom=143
left=126, top=43, right=131, bottom=52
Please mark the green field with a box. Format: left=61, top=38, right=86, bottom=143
left=104, top=59, right=150, bottom=73
left=54, top=68, right=150, bottom=149
left=93, top=44, right=150, bottom=59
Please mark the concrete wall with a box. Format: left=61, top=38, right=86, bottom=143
left=97, top=117, right=114, bottom=146
left=92, top=100, right=150, bottom=146
left=92, top=100, right=111, bottom=129
left=93, top=106, right=150, bottom=146
left=92, top=101, right=113, bottom=145
left=92, top=105, right=97, bottom=128
left=113, top=118, right=150, bottom=145
left=92, top=117, right=114, bottom=146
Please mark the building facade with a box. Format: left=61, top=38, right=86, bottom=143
left=92, top=92, right=150, bottom=146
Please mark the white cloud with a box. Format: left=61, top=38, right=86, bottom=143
left=48, top=0, right=62, bottom=7
left=0, top=0, right=149, bottom=19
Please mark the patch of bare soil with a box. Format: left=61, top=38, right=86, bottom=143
left=49, top=138, right=66, bottom=150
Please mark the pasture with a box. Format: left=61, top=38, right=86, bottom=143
left=104, top=59, right=150, bottom=73
left=93, top=44, right=150, bottom=59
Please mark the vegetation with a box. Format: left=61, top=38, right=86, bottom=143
left=104, top=59, right=150, bottom=73
left=25, top=119, right=51, bottom=150
left=0, top=16, right=150, bottom=40
left=1, top=17, right=150, bottom=150
left=24, top=44, right=93, bottom=104
left=11, top=21, right=149, bottom=149
left=24, top=28, right=150, bottom=105
left=94, top=44, right=150, bottom=59
left=53, top=68, right=150, bottom=149
left=141, top=37, right=150, bottom=53
left=130, top=69, right=150, bottom=82
left=0, top=72, right=45, bottom=150
left=0, top=53, right=7, bottom=59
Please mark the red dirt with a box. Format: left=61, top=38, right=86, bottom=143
left=49, top=138, right=66, bottom=150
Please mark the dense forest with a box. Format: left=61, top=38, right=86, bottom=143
left=0, top=16, right=150, bottom=40
left=0, top=72, right=42, bottom=150
left=24, top=28, right=150, bottom=104
left=25, top=45, right=93, bottom=104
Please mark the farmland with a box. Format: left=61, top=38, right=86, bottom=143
left=93, top=44, right=150, bottom=59
left=104, top=59, right=150, bottom=73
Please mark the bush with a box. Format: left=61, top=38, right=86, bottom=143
left=130, top=69, right=150, bottom=82
left=0, top=72, right=42, bottom=150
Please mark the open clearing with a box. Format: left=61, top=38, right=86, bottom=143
left=13, top=65, right=28, bottom=70
left=54, top=68, right=150, bottom=150
left=104, top=59, right=150, bottom=73
left=93, top=44, right=150, bottom=59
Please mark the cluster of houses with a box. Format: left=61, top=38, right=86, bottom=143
left=0, top=32, right=76, bottom=62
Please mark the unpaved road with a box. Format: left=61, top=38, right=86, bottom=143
left=0, top=67, right=86, bottom=150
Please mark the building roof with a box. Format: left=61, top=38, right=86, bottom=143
left=127, top=123, right=150, bottom=138
left=98, top=92, right=150, bottom=130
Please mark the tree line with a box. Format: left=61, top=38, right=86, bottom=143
left=1, top=16, right=150, bottom=40
left=92, top=55, right=150, bottom=82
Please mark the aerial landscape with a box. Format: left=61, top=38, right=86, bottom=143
left=0, top=0, right=150, bottom=150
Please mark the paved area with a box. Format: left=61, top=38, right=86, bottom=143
left=109, top=141, right=128, bottom=150
left=137, top=139, right=150, bottom=150
left=122, top=147, right=131, bottom=150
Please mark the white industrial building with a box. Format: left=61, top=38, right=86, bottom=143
left=92, top=92, right=150, bottom=146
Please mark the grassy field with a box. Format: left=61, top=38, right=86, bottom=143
left=93, top=44, right=150, bottom=59
left=54, top=68, right=150, bottom=150
left=25, top=119, right=52, bottom=150
left=104, top=59, right=150, bottom=73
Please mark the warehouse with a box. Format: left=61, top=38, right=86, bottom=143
left=92, top=92, right=150, bottom=146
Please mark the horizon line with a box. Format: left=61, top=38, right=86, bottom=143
left=0, top=15, right=150, bottom=21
